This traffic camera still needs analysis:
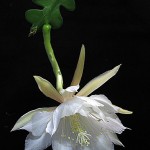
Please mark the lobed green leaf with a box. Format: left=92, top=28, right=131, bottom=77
left=26, top=0, right=75, bottom=35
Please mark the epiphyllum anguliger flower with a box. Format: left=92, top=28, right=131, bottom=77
left=12, top=45, right=132, bottom=150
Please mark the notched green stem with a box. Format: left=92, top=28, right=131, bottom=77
left=42, top=24, right=63, bottom=92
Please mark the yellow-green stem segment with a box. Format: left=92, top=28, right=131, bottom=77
left=42, top=24, right=63, bottom=92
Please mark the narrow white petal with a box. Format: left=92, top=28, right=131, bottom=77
left=92, top=107, right=107, bottom=122
left=78, top=96, right=104, bottom=107
left=65, top=85, right=79, bottom=93
left=11, top=107, right=56, bottom=132
left=77, top=65, right=121, bottom=96
left=113, top=105, right=133, bottom=114
left=21, top=121, right=32, bottom=132
left=106, top=132, right=124, bottom=146
left=95, top=134, right=114, bottom=150
left=91, top=95, right=133, bottom=114
left=71, top=45, right=85, bottom=86
left=90, top=95, right=117, bottom=113
left=25, top=132, right=51, bottom=150
left=31, top=111, right=53, bottom=136
left=34, top=76, right=63, bottom=103
left=90, top=95, right=112, bottom=105
left=60, top=85, right=80, bottom=101
left=101, top=117, right=126, bottom=134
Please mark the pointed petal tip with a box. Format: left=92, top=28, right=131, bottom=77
left=70, top=44, right=85, bottom=86
left=10, top=124, right=19, bottom=132
left=33, top=75, right=43, bottom=86
left=10, top=127, right=15, bottom=132
left=80, top=44, right=85, bottom=56
left=33, top=75, right=38, bottom=78
left=119, top=108, right=133, bottom=114
left=77, top=64, right=122, bottom=96
left=33, top=76, right=40, bottom=83
left=113, top=64, right=122, bottom=73
left=122, top=143, right=125, bottom=147
left=81, top=44, right=85, bottom=55
left=81, top=44, right=85, bottom=50
left=33, top=75, right=40, bottom=81
left=117, top=140, right=125, bottom=147
left=33, top=76, right=63, bottom=103
left=116, top=64, right=122, bottom=69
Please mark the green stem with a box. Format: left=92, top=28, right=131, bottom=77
left=42, top=24, right=63, bottom=92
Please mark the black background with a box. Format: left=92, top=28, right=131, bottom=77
left=1, top=0, right=149, bottom=149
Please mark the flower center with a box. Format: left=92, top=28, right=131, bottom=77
left=69, top=114, right=91, bottom=146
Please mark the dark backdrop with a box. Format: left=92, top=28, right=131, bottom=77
left=1, top=0, right=149, bottom=149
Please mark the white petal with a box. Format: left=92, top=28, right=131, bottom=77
left=90, top=95, right=112, bottom=105
left=71, top=44, right=85, bottom=86
left=65, top=85, right=79, bottom=92
left=77, top=96, right=104, bottom=107
left=52, top=140, right=73, bottom=150
left=92, top=106, right=107, bottom=122
left=95, top=134, right=114, bottom=150
left=11, top=107, right=56, bottom=132
left=34, top=76, right=63, bottom=103
left=31, top=111, right=53, bottom=136
left=100, top=117, right=126, bottom=134
left=113, top=105, right=133, bottom=114
left=25, top=132, right=51, bottom=150
left=90, top=95, right=117, bottom=113
left=106, top=132, right=124, bottom=146
left=77, top=65, right=121, bottom=96
left=51, top=116, right=74, bottom=150
left=103, top=111, right=120, bottom=121
left=91, top=95, right=133, bottom=115
left=21, top=121, right=32, bottom=132
left=21, top=111, right=53, bottom=135
left=60, top=85, right=80, bottom=101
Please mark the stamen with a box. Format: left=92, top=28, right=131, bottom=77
left=69, top=114, right=91, bottom=146
left=76, top=131, right=91, bottom=146
left=70, top=114, right=82, bottom=133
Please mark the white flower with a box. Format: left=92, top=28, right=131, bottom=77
left=11, top=45, right=132, bottom=150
